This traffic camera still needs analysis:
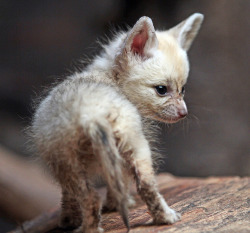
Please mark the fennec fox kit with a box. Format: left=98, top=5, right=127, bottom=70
left=31, top=13, right=203, bottom=232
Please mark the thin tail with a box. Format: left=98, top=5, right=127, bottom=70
left=87, top=120, right=130, bottom=231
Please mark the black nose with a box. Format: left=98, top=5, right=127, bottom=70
left=178, top=109, right=188, bottom=118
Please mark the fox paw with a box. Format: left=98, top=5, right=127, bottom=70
left=127, top=196, right=136, bottom=208
left=102, top=200, right=117, bottom=212
left=154, top=207, right=181, bottom=225
left=59, top=215, right=82, bottom=230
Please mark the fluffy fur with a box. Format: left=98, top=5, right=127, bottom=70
left=31, top=13, right=203, bottom=233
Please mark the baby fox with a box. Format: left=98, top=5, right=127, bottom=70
left=31, top=13, right=203, bottom=232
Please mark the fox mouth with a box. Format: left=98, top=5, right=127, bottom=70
left=162, top=116, right=182, bottom=124
left=152, top=112, right=183, bottom=123
left=165, top=117, right=182, bottom=123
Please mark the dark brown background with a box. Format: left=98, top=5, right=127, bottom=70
left=0, top=0, right=249, bottom=231
left=0, top=1, right=249, bottom=180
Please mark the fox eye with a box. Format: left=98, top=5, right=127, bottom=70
left=181, top=86, right=185, bottom=95
left=155, top=85, right=168, bottom=96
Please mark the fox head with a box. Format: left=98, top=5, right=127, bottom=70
left=114, top=13, right=204, bottom=123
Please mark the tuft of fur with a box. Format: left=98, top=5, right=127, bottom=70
left=30, top=13, right=203, bottom=232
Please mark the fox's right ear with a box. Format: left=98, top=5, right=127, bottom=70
left=121, top=16, right=158, bottom=59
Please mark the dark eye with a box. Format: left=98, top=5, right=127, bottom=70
left=181, top=86, right=185, bottom=95
left=155, top=85, right=168, bottom=96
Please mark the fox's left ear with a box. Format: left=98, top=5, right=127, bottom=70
left=169, top=13, right=204, bottom=51
left=123, top=16, right=158, bottom=59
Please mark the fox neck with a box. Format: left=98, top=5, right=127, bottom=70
left=84, top=32, right=128, bottom=83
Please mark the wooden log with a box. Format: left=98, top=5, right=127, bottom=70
left=10, top=173, right=250, bottom=233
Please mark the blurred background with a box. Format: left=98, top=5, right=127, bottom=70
left=0, top=0, right=249, bottom=231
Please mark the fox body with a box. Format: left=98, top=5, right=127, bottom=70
left=31, top=14, right=203, bottom=233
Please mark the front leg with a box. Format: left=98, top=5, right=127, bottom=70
left=138, top=176, right=181, bottom=224
left=131, top=139, right=181, bottom=224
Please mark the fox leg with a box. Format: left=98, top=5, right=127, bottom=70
left=59, top=190, right=82, bottom=230
left=103, top=172, right=135, bottom=212
left=123, top=172, right=136, bottom=208
left=64, top=179, right=102, bottom=233
left=53, top=160, right=102, bottom=233
left=102, top=188, right=117, bottom=212
left=129, top=137, right=181, bottom=224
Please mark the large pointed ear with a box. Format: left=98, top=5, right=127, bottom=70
left=123, top=16, right=158, bottom=58
left=169, top=13, right=204, bottom=51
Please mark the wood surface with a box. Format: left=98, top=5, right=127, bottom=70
left=10, top=173, right=250, bottom=233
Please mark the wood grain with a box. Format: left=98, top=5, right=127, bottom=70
left=10, top=174, right=250, bottom=233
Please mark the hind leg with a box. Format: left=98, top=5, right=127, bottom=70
left=53, top=160, right=103, bottom=233
left=59, top=190, right=82, bottom=230
left=74, top=186, right=103, bottom=233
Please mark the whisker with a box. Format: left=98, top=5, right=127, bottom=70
left=187, top=113, right=201, bottom=128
